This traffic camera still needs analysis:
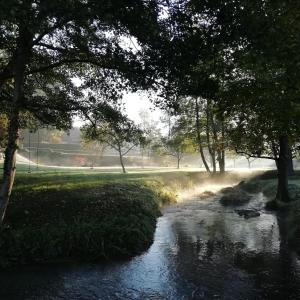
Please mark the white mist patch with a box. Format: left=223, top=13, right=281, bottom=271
left=177, top=183, right=235, bottom=202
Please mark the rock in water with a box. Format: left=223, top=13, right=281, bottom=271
left=201, top=191, right=215, bottom=198
left=235, top=209, right=260, bottom=219
left=220, top=189, right=251, bottom=206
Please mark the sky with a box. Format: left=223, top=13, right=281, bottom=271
left=122, top=92, right=163, bottom=124
left=73, top=91, right=163, bottom=128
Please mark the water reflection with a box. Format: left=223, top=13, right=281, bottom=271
left=0, top=187, right=300, bottom=299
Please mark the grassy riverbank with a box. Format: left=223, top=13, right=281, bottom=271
left=239, top=171, right=300, bottom=251
left=0, top=169, right=218, bottom=268
left=238, top=170, right=300, bottom=205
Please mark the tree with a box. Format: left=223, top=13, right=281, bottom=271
left=48, top=130, right=64, bottom=145
left=0, top=0, right=163, bottom=222
left=149, top=0, right=300, bottom=200
left=153, top=115, right=194, bottom=169
left=138, top=109, right=161, bottom=167
left=81, top=101, right=144, bottom=173
left=245, top=156, right=257, bottom=169
left=142, top=1, right=234, bottom=174
left=81, top=139, right=106, bottom=169
left=219, top=0, right=300, bottom=202
left=226, top=95, right=295, bottom=202
left=194, top=97, right=211, bottom=173
left=170, top=96, right=228, bottom=174
left=202, top=98, right=227, bottom=174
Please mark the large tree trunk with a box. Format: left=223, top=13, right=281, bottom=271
left=276, top=135, right=293, bottom=203
left=205, top=99, right=216, bottom=174
left=195, top=98, right=211, bottom=173
left=0, top=28, right=32, bottom=224
left=0, top=90, right=22, bottom=224
left=219, top=119, right=225, bottom=174
left=0, top=110, right=20, bottom=223
left=199, top=144, right=210, bottom=172
left=210, top=127, right=217, bottom=173
left=210, top=152, right=217, bottom=173
left=218, top=149, right=225, bottom=174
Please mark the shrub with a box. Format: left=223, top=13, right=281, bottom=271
left=0, top=182, right=173, bottom=268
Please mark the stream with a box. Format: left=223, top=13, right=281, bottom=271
left=1, top=184, right=300, bottom=299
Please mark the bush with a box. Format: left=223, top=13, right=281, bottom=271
left=0, top=182, right=175, bottom=268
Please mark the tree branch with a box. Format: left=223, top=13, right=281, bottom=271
left=235, top=149, right=275, bottom=160
left=122, top=144, right=136, bottom=156
left=31, top=18, right=73, bottom=46
left=36, top=43, right=70, bottom=53
left=26, top=58, right=113, bottom=75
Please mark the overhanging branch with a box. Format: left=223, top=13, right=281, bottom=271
left=26, top=58, right=116, bottom=76
left=235, top=149, right=275, bottom=160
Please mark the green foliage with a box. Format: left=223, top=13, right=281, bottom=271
left=217, top=0, right=300, bottom=161
left=0, top=183, right=161, bottom=267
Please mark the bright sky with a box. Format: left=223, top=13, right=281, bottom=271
left=122, top=92, right=162, bottom=124
left=73, top=92, right=163, bottom=128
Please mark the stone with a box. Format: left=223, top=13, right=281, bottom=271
left=220, top=189, right=251, bottom=206
left=235, top=209, right=260, bottom=219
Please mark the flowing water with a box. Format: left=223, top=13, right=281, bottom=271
left=1, top=184, right=300, bottom=300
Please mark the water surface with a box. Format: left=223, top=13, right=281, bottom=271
left=1, top=185, right=300, bottom=299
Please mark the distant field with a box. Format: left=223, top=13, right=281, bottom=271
left=12, top=168, right=209, bottom=193
left=0, top=160, right=201, bottom=174
left=0, top=159, right=276, bottom=175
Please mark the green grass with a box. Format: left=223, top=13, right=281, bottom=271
left=0, top=168, right=210, bottom=268
left=12, top=167, right=215, bottom=195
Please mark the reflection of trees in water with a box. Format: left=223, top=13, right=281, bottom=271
left=166, top=197, right=300, bottom=299
left=234, top=248, right=300, bottom=299
left=215, top=210, right=279, bottom=253
left=168, top=212, right=257, bottom=299
left=231, top=212, right=300, bottom=299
